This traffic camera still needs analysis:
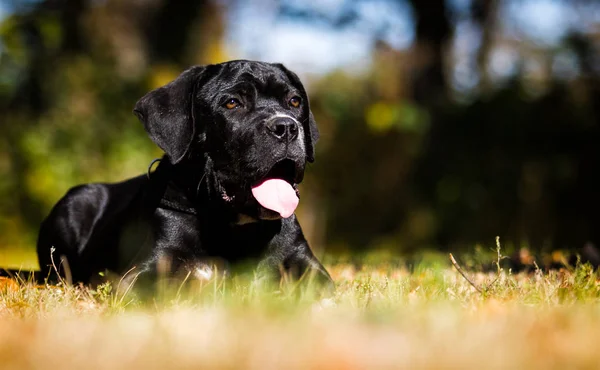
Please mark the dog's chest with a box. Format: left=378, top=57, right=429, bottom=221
left=153, top=207, right=280, bottom=262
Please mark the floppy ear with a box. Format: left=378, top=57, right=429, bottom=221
left=133, top=65, right=205, bottom=164
left=306, top=111, right=319, bottom=163
left=276, top=64, right=319, bottom=163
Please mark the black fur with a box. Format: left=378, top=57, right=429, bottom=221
left=35, top=60, right=333, bottom=291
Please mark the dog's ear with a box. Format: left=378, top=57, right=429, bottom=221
left=133, top=66, right=205, bottom=164
left=276, top=64, right=319, bottom=163
left=306, top=110, right=319, bottom=163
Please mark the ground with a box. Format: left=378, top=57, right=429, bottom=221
left=1, top=249, right=600, bottom=370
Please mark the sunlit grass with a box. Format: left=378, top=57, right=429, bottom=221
left=1, top=253, right=600, bottom=369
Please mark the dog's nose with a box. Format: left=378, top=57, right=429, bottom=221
left=266, top=117, right=298, bottom=142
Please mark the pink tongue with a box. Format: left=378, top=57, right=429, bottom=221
left=251, top=179, right=299, bottom=218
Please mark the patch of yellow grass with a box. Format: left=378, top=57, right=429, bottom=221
left=1, top=260, right=600, bottom=369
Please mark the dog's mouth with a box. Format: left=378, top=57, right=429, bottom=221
left=251, top=159, right=300, bottom=219
left=259, top=159, right=299, bottom=187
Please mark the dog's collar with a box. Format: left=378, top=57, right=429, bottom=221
left=158, top=181, right=199, bottom=215
left=146, top=157, right=246, bottom=219
left=147, top=157, right=199, bottom=216
left=158, top=198, right=198, bottom=215
left=236, top=213, right=259, bottom=225
left=147, top=157, right=163, bottom=179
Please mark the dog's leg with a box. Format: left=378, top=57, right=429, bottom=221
left=117, top=249, right=229, bottom=300
left=256, top=247, right=334, bottom=295
left=285, top=249, right=335, bottom=294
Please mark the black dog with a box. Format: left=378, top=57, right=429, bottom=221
left=36, top=60, right=333, bottom=290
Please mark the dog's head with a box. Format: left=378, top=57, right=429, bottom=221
left=133, top=60, right=319, bottom=220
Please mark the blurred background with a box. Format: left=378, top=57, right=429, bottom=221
left=1, top=0, right=599, bottom=265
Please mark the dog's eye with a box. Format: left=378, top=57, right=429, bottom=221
left=224, top=98, right=241, bottom=109
left=289, top=96, right=301, bottom=108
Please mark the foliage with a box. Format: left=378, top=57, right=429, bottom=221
left=1, top=0, right=600, bottom=254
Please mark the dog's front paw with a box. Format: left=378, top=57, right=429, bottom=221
left=311, top=297, right=337, bottom=313
left=187, top=258, right=229, bottom=282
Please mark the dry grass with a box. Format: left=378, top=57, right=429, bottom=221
left=1, top=254, right=600, bottom=370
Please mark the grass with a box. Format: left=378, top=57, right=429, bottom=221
left=2, top=249, right=600, bottom=369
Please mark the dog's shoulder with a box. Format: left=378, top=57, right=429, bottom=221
left=41, top=175, right=153, bottom=237
left=38, top=175, right=154, bottom=253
